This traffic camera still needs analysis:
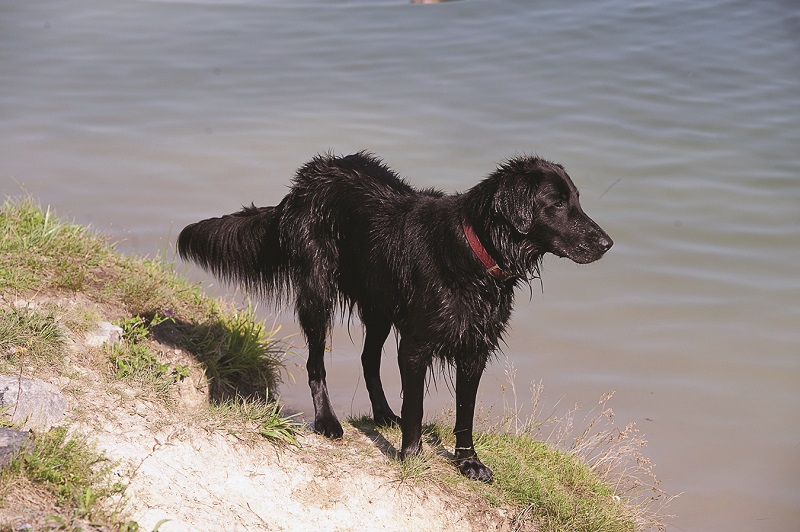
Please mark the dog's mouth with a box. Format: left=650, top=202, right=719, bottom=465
left=553, top=234, right=613, bottom=264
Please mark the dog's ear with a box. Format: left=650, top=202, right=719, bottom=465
left=493, top=178, right=535, bottom=234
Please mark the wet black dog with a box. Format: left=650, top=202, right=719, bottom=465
left=178, top=151, right=612, bottom=482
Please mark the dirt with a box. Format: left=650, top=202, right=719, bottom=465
left=86, top=374, right=511, bottom=531
left=86, top=385, right=509, bottom=531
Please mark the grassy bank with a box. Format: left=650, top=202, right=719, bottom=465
left=1, top=197, right=298, bottom=528
left=0, top=197, right=667, bottom=530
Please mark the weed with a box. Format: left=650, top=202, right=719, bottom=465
left=1, top=426, right=126, bottom=524
left=181, top=303, right=286, bottom=402
left=207, top=396, right=303, bottom=446
left=173, top=364, right=191, bottom=380
left=118, top=314, right=170, bottom=345
left=556, top=393, right=673, bottom=530
left=111, top=342, right=170, bottom=380
left=486, top=361, right=672, bottom=530
left=0, top=305, right=67, bottom=373
left=108, top=313, right=191, bottom=401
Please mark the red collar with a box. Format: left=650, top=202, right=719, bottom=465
left=462, top=222, right=514, bottom=282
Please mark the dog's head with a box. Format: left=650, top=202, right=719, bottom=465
left=491, top=156, right=613, bottom=265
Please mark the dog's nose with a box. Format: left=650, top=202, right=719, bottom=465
left=599, top=235, right=613, bottom=251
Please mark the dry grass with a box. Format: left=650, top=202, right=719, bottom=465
left=490, top=359, right=674, bottom=530
left=556, top=392, right=675, bottom=531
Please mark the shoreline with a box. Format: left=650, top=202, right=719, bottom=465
left=0, top=196, right=668, bottom=531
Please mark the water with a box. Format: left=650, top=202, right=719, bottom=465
left=2, top=0, right=799, bottom=529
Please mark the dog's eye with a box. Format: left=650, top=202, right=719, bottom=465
left=553, top=200, right=564, bottom=208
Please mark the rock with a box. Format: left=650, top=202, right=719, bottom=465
left=84, top=321, right=123, bottom=348
left=12, top=300, right=37, bottom=311
left=0, top=427, right=32, bottom=469
left=0, top=376, right=67, bottom=431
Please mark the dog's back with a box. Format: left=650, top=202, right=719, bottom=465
left=280, top=152, right=417, bottom=232
left=276, top=152, right=446, bottom=313
left=178, top=152, right=439, bottom=311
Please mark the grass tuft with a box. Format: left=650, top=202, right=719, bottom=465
left=0, top=425, right=129, bottom=527
left=206, top=396, right=303, bottom=446
left=180, top=303, right=286, bottom=403
left=0, top=305, right=68, bottom=374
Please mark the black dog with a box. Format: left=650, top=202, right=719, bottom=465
left=178, top=151, right=612, bottom=482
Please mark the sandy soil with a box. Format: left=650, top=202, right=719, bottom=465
left=80, top=372, right=512, bottom=532
left=5, top=381, right=513, bottom=532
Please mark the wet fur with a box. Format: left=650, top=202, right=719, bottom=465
left=178, top=151, right=612, bottom=482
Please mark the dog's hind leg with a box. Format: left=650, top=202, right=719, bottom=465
left=453, top=361, right=494, bottom=483
left=360, top=313, right=400, bottom=427
left=297, top=296, right=344, bottom=439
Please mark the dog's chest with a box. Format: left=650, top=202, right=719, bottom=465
left=400, top=282, right=514, bottom=354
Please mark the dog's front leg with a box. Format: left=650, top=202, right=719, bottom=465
left=454, top=361, right=494, bottom=483
left=398, top=339, right=428, bottom=458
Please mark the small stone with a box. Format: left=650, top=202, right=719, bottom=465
left=0, top=375, right=67, bottom=431
left=0, top=427, right=32, bottom=469
left=12, top=300, right=36, bottom=311
left=84, top=321, right=124, bottom=348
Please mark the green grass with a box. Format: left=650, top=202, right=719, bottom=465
left=1, top=196, right=288, bottom=401
left=179, top=303, right=286, bottom=402
left=0, top=195, right=208, bottom=317
left=0, top=193, right=296, bottom=418
left=0, top=197, right=110, bottom=293
left=348, top=412, right=658, bottom=532
left=107, top=306, right=289, bottom=409
left=206, top=396, right=303, bottom=446
left=0, top=426, right=134, bottom=529
left=0, top=306, right=68, bottom=374
left=473, top=430, right=636, bottom=531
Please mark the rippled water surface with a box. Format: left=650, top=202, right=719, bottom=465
left=2, top=1, right=799, bottom=529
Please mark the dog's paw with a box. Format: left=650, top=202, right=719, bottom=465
left=457, top=456, right=494, bottom=483
left=314, top=416, right=344, bottom=439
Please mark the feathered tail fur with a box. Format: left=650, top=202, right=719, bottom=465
left=177, top=204, right=288, bottom=300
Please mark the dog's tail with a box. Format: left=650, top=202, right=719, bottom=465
left=177, top=204, right=288, bottom=300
